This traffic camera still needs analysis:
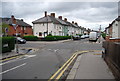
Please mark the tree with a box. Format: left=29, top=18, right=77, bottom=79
left=0, top=23, right=9, bottom=36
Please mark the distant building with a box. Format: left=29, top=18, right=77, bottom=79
left=0, top=15, right=33, bottom=37
left=32, top=11, right=88, bottom=38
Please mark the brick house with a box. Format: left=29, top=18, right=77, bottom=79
left=0, top=15, right=33, bottom=37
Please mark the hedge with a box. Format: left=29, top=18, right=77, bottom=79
left=101, top=33, right=106, bottom=39
left=2, top=37, right=15, bottom=53
left=42, top=36, right=71, bottom=41
left=23, top=36, right=38, bottom=41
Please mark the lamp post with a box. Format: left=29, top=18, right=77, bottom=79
left=99, top=25, right=101, bottom=43
left=47, top=16, right=48, bottom=36
left=12, top=24, right=19, bottom=53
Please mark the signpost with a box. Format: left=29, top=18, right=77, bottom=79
left=12, top=24, right=19, bottom=53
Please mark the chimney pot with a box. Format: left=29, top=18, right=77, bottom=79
left=51, top=13, right=55, bottom=17
left=21, top=19, right=23, bottom=21
left=72, top=21, right=74, bottom=24
left=45, top=11, right=47, bottom=17
left=64, top=18, right=67, bottom=21
left=75, top=22, right=78, bottom=25
left=58, top=16, right=62, bottom=20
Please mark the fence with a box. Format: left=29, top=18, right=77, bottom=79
left=103, top=41, right=120, bottom=80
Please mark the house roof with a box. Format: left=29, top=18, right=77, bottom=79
left=0, top=17, right=32, bottom=27
left=64, top=21, right=76, bottom=27
left=32, top=15, right=60, bottom=24
left=116, top=16, right=120, bottom=21
left=72, top=23, right=79, bottom=28
left=56, top=18, right=69, bottom=26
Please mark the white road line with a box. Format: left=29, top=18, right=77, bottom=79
left=0, top=63, right=26, bottom=74
left=0, top=58, right=21, bottom=66
left=0, top=55, right=36, bottom=66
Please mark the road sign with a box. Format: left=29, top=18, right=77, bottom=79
left=12, top=24, right=18, bottom=30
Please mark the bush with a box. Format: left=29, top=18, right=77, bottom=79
left=47, top=34, right=52, bottom=36
left=2, top=37, right=15, bottom=53
left=42, top=36, right=71, bottom=41
left=101, top=33, right=106, bottom=39
left=23, top=35, right=38, bottom=41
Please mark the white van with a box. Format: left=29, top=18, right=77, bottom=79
left=89, top=32, right=98, bottom=41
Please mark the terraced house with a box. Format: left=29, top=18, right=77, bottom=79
left=105, top=16, right=120, bottom=41
left=0, top=15, right=33, bottom=37
left=32, top=11, right=85, bottom=38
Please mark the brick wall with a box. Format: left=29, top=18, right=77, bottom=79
left=8, top=25, right=33, bottom=37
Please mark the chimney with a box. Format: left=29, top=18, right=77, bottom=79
left=11, top=15, right=16, bottom=24
left=58, top=16, right=62, bottom=20
left=21, top=19, right=23, bottom=21
left=75, top=22, right=78, bottom=25
left=45, top=11, right=47, bottom=17
left=51, top=13, right=55, bottom=17
left=72, top=21, right=74, bottom=24
left=64, top=18, right=67, bottom=21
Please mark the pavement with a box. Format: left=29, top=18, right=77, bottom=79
left=66, top=51, right=115, bottom=80
left=27, top=39, right=72, bottom=44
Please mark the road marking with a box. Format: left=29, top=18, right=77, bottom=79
left=48, top=50, right=101, bottom=81
left=55, top=54, right=78, bottom=80
left=0, top=54, right=27, bottom=62
left=48, top=53, right=76, bottom=81
left=24, top=55, right=36, bottom=58
left=93, top=54, right=102, bottom=55
left=0, top=63, right=26, bottom=74
left=48, top=50, right=90, bottom=81
left=0, top=58, right=20, bottom=66
left=0, top=55, right=36, bottom=66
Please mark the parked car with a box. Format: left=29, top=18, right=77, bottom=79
left=16, top=37, right=26, bottom=44
left=73, top=35, right=81, bottom=40
left=81, top=35, right=85, bottom=39
left=89, top=32, right=98, bottom=41
left=84, top=35, right=89, bottom=38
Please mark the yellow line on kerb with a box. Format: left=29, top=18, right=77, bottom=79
left=55, top=54, right=78, bottom=80
left=48, top=53, right=76, bottom=81
left=48, top=50, right=91, bottom=81
left=0, top=54, right=27, bottom=62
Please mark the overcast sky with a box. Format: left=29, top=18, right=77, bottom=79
left=1, top=0, right=119, bottom=31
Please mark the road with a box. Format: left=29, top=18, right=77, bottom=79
left=1, top=38, right=102, bottom=79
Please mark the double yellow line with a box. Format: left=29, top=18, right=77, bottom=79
left=0, top=54, right=27, bottom=62
left=48, top=50, right=90, bottom=81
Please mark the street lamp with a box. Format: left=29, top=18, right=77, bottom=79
left=12, top=24, right=19, bottom=53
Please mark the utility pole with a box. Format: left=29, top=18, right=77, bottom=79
left=99, top=25, right=101, bottom=43
left=47, top=17, right=48, bottom=36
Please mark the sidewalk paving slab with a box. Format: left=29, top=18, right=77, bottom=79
left=67, top=51, right=115, bottom=80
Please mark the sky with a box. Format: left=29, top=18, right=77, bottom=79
left=1, top=0, right=119, bottom=31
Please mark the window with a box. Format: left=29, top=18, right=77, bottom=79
left=24, top=27, right=26, bottom=30
left=39, top=32, right=42, bottom=36
left=21, top=27, right=23, bottom=30
left=25, top=33, right=27, bottom=35
left=59, top=27, right=61, bottom=29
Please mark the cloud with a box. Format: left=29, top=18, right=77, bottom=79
left=1, top=2, right=118, bottom=30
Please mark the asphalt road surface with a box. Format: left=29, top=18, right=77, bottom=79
left=2, top=38, right=102, bottom=79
